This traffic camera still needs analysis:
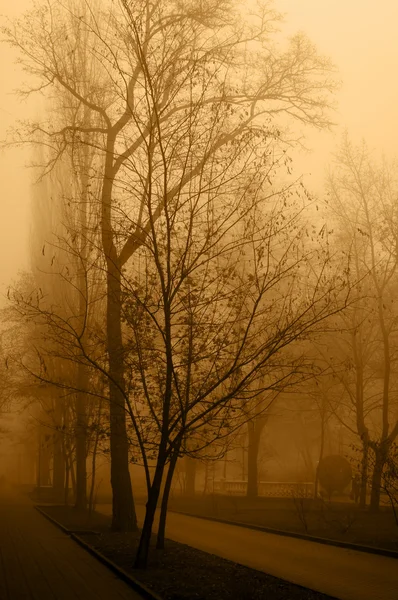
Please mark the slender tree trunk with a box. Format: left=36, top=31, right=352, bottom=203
left=62, top=405, right=71, bottom=504
left=74, top=138, right=90, bottom=511
left=223, top=452, right=228, bottom=479
left=203, top=461, right=209, bottom=495
left=184, top=457, right=196, bottom=496
left=352, top=321, right=369, bottom=507
left=40, top=437, right=51, bottom=487
left=370, top=457, right=383, bottom=511
left=67, top=445, right=76, bottom=500
left=64, top=463, right=70, bottom=505
left=247, top=416, right=268, bottom=498
left=156, top=449, right=179, bottom=550
left=88, top=431, right=99, bottom=515
left=75, top=390, right=87, bottom=510
left=370, top=446, right=386, bottom=512
left=53, top=431, right=65, bottom=501
left=134, top=462, right=166, bottom=568
left=247, top=421, right=260, bottom=498
left=61, top=434, right=69, bottom=505
left=360, top=436, right=369, bottom=508
left=89, top=401, right=102, bottom=514
left=139, top=295, right=174, bottom=561
left=314, top=416, right=325, bottom=499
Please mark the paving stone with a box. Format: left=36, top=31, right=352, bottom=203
left=0, top=489, right=144, bottom=600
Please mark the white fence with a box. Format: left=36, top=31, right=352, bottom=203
left=212, top=480, right=314, bottom=497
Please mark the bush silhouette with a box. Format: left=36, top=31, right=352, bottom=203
left=318, top=455, right=352, bottom=497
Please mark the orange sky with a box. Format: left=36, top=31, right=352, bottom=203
left=0, top=0, right=397, bottom=292
left=278, top=0, right=398, bottom=180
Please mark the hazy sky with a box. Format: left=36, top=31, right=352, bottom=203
left=0, top=0, right=397, bottom=294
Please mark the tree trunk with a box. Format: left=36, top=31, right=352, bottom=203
left=359, top=437, right=369, bottom=508
left=101, top=136, right=137, bottom=532
left=109, top=387, right=137, bottom=530
left=39, top=434, right=51, bottom=487
left=64, top=459, right=70, bottom=506
left=314, top=417, right=325, bottom=499
left=67, top=444, right=76, bottom=501
left=89, top=401, right=102, bottom=515
left=75, top=389, right=87, bottom=510
left=203, top=461, right=209, bottom=495
left=134, top=463, right=165, bottom=568
left=241, top=444, right=246, bottom=481
left=184, top=457, right=196, bottom=496
left=247, top=421, right=260, bottom=498
left=61, top=434, right=70, bottom=505
left=107, top=267, right=137, bottom=531
left=52, top=431, right=65, bottom=501
left=370, top=446, right=386, bottom=512
left=246, top=415, right=268, bottom=499
left=75, top=143, right=89, bottom=511
left=156, top=449, right=179, bottom=550
left=88, top=430, right=99, bottom=515
left=223, top=452, right=228, bottom=479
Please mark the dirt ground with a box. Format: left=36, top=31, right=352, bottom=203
left=40, top=504, right=337, bottom=600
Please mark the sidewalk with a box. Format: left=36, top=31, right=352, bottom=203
left=97, top=503, right=398, bottom=600
left=0, top=487, right=143, bottom=599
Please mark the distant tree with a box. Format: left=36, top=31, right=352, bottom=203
left=310, top=372, right=338, bottom=499
left=325, top=135, right=398, bottom=511
left=3, top=274, right=108, bottom=507
left=3, top=132, right=109, bottom=510
left=377, top=442, right=398, bottom=525
left=236, top=384, right=277, bottom=499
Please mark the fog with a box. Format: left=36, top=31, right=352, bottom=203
left=0, top=1, right=397, bottom=599
left=2, top=1, right=398, bottom=294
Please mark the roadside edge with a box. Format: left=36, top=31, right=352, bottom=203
left=35, top=505, right=163, bottom=600
left=168, top=509, right=398, bottom=559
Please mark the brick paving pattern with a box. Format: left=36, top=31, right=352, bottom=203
left=0, top=488, right=143, bottom=599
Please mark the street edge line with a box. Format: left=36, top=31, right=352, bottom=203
left=169, top=509, right=398, bottom=559
left=34, top=505, right=163, bottom=600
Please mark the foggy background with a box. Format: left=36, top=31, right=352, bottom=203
left=0, top=2, right=398, bottom=599
left=1, top=0, right=398, bottom=294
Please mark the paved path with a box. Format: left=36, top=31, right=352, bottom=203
left=98, top=503, right=398, bottom=600
left=0, top=488, right=143, bottom=600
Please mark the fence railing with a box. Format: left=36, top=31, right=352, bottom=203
left=212, top=480, right=314, bottom=497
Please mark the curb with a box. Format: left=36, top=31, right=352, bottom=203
left=36, top=505, right=71, bottom=535
left=34, top=506, right=163, bottom=600
left=169, top=509, right=398, bottom=560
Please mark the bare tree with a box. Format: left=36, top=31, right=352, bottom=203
left=325, top=135, right=398, bottom=510
left=2, top=0, right=338, bottom=531
left=3, top=116, right=110, bottom=503
left=118, top=135, right=351, bottom=567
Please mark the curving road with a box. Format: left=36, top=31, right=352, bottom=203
left=97, top=503, right=398, bottom=600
